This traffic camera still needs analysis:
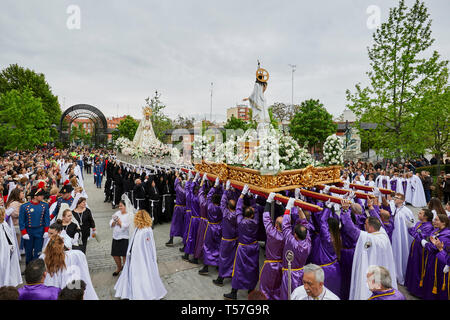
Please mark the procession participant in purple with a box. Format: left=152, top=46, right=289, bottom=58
left=367, top=197, right=394, bottom=242
left=182, top=172, right=201, bottom=263
left=258, top=192, right=284, bottom=300
left=198, top=177, right=223, bottom=275
left=212, top=180, right=238, bottom=287
left=280, top=198, right=311, bottom=300
left=390, top=172, right=399, bottom=193
left=339, top=203, right=359, bottom=300
left=254, top=195, right=267, bottom=243
left=367, top=265, right=406, bottom=300
left=18, top=259, right=60, bottom=300
left=224, top=184, right=260, bottom=300
left=390, top=193, right=416, bottom=285
left=350, top=201, right=367, bottom=231
left=340, top=200, right=397, bottom=300
left=165, top=171, right=186, bottom=247
left=193, top=174, right=210, bottom=263
left=404, top=208, right=434, bottom=298
left=180, top=171, right=194, bottom=253
left=421, top=214, right=450, bottom=300
left=306, top=200, right=342, bottom=298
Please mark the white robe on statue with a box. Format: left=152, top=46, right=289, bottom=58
left=248, top=82, right=268, bottom=123
left=0, top=221, right=22, bottom=287
left=114, top=227, right=167, bottom=300
left=390, top=203, right=415, bottom=285
left=410, top=175, right=427, bottom=207
left=41, top=250, right=98, bottom=300
left=349, top=228, right=397, bottom=300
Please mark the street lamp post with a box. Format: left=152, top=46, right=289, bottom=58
left=288, top=64, right=296, bottom=112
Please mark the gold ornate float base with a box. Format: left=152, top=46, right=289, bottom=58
left=194, top=161, right=342, bottom=193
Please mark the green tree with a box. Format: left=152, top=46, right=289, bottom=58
left=172, top=115, right=195, bottom=129
left=112, top=115, right=139, bottom=141
left=346, top=0, right=449, bottom=159
left=0, top=88, right=50, bottom=151
left=418, top=82, right=450, bottom=171
left=289, top=99, right=337, bottom=152
left=224, top=115, right=249, bottom=131
left=145, top=91, right=173, bottom=143
left=0, top=64, right=61, bottom=140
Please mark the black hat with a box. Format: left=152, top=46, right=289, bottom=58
left=30, top=186, right=46, bottom=197
left=60, top=184, right=74, bottom=194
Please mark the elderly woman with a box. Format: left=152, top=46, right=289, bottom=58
left=367, top=265, right=405, bottom=300
left=114, top=209, right=167, bottom=300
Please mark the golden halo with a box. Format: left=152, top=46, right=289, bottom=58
left=256, top=68, right=269, bottom=83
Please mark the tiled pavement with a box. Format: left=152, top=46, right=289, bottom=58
left=22, top=171, right=420, bottom=300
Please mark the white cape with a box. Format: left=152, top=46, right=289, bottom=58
left=405, top=178, right=413, bottom=204
left=396, top=177, right=405, bottom=195
left=391, top=205, right=415, bottom=285
left=41, top=250, right=98, bottom=300
left=411, top=175, right=427, bottom=207
left=114, top=227, right=167, bottom=300
left=349, top=228, right=397, bottom=300
left=0, top=222, right=22, bottom=287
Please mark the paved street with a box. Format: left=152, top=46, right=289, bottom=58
left=18, top=171, right=420, bottom=300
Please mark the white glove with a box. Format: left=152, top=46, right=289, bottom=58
left=444, top=265, right=449, bottom=274
left=202, top=173, right=208, bottom=182
left=325, top=199, right=333, bottom=208
left=43, top=232, right=49, bottom=239
left=373, top=187, right=380, bottom=197
left=323, top=185, right=331, bottom=194
left=343, top=181, right=350, bottom=190
left=267, top=192, right=276, bottom=203
left=294, top=188, right=300, bottom=200
left=188, top=171, right=193, bottom=180
left=349, top=191, right=356, bottom=200
left=421, top=239, right=428, bottom=248
left=286, top=198, right=295, bottom=211
left=214, top=177, right=219, bottom=187
left=226, top=180, right=231, bottom=190
left=5, top=207, right=14, bottom=216
left=22, top=234, right=30, bottom=240
left=194, top=172, right=200, bottom=181
left=242, top=184, right=249, bottom=195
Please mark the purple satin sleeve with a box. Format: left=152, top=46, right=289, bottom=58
left=340, top=209, right=361, bottom=243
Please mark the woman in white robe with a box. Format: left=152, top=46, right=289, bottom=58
left=40, top=234, right=98, bottom=300
left=0, top=207, right=22, bottom=287
left=114, top=209, right=167, bottom=300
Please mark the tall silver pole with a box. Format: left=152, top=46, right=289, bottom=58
left=210, top=82, right=213, bottom=122
left=288, top=64, right=296, bottom=111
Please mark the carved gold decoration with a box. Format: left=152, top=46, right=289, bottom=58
left=194, top=161, right=342, bottom=193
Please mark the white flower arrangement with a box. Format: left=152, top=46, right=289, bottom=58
left=322, top=134, right=344, bottom=165
left=193, top=134, right=213, bottom=162
left=278, top=135, right=316, bottom=170
left=243, top=126, right=281, bottom=173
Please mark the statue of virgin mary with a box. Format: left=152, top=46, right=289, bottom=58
left=133, top=106, right=159, bottom=149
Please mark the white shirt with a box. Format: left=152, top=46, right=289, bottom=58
left=291, top=285, right=340, bottom=300
left=110, top=211, right=130, bottom=240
